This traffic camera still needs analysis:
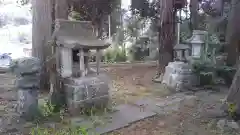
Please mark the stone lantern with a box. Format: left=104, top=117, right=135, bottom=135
left=173, top=44, right=191, bottom=62
left=187, top=30, right=207, bottom=59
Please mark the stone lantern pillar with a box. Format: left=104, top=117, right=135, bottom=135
left=187, top=30, right=207, bottom=59
left=59, top=46, right=73, bottom=78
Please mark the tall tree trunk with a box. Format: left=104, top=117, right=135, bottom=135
left=155, top=0, right=175, bottom=82
left=225, top=0, right=240, bottom=117
left=32, top=0, right=54, bottom=90
left=55, top=0, right=68, bottom=19
left=225, top=66, right=240, bottom=116
left=189, top=0, right=199, bottom=30
left=225, top=0, right=240, bottom=66
left=49, top=0, right=69, bottom=112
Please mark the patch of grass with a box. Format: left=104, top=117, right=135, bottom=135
left=30, top=126, right=88, bottom=135
left=30, top=105, right=88, bottom=134
left=30, top=101, right=114, bottom=135
left=29, top=99, right=67, bottom=125
left=104, top=48, right=127, bottom=63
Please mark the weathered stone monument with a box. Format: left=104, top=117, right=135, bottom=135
left=53, top=19, right=111, bottom=116
left=162, top=61, right=198, bottom=91
left=162, top=30, right=207, bottom=91
left=9, top=57, right=41, bottom=120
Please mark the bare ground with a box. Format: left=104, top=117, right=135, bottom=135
left=0, top=64, right=238, bottom=135
left=103, top=64, right=237, bottom=135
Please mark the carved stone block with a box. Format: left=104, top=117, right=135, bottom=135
left=17, top=89, right=39, bottom=120
left=64, top=74, right=110, bottom=116
left=162, top=61, right=198, bottom=91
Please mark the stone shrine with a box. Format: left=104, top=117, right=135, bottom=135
left=53, top=19, right=111, bottom=115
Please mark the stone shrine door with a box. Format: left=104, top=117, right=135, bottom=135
left=72, top=49, right=90, bottom=63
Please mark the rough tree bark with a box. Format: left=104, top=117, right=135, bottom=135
left=225, top=0, right=240, bottom=115
left=55, top=0, right=68, bottom=19
left=226, top=66, right=240, bottom=102
left=225, top=0, right=240, bottom=66
left=49, top=0, right=69, bottom=111
left=226, top=66, right=240, bottom=115
left=155, top=0, right=176, bottom=82
left=189, top=0, right=199, bottom=30
left=32, top=0, right=54, bottom=90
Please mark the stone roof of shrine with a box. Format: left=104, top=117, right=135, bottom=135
left=53, top=19, right=111, bottom=49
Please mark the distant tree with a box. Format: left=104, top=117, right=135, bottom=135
left=189, top=0, right=199, bottom=30
left=226, top=0, right=240, bottom=114
left=32, top=0, right=116, bottom=83
left=225, top=0, right=240, bottom=66
left=31, top=0, right=119, bottom=111
left=70, top=0, right=118, bottom=37
left=131, top=0, right=186, bottom=80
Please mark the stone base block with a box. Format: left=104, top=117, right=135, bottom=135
left=63, top=74, right=110, bottom=116
left=162, top=61, right=199, bottom=91
left=67, top=96, right=109, bottom=116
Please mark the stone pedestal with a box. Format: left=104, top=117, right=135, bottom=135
left=162, top=61, right=198, bottom=91
left=9, top=57, right=41, bottom=120
left=17, top=89, right=38, bottom=120
left=63, top=74, right=110, bottom=116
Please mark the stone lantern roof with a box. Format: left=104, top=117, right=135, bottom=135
left=174, top=44, right=191, bottom=50
left=53, top=19, right=111, bottom=49
left=186, top=30, right=207, bottom=44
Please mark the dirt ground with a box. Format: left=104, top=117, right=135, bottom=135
left=0, top=64, right=238, bottom=135
left=104, top=64, right=158, bottom=105
left=104, top=64, right=172, bottom=104
left=103, top=64, right=238, bottom=135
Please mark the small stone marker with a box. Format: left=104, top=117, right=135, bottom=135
left=9, top=57, right=41, bottom=120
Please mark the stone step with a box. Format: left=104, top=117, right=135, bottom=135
left=71, top=104, right=156, bottom=134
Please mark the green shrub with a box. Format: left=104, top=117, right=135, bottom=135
left=199, top=71, right=214, bottom=86
left=227, top=102, right=237, bottom=118
left=69, top=11, right=81, bottom=20
left=129, top=47, right=145, bottom=61
left=192, top=60, right=215, bottom=86
left=30, top=126, right=88, bottom=135
left=103, top=48, right=127, bottom=63
left=192, top=60, right=214, bottom=75
left=104, top=50, right=115, bottom=63
left=115, top=49, right=127, bottom=62
left=40, top=101, right=55, bottom=118
left=192, top=61, right=236, bottom=86
left=216, top=66, right=236, bottom=86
